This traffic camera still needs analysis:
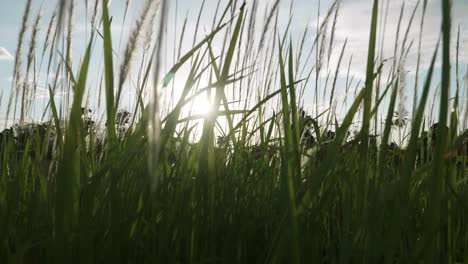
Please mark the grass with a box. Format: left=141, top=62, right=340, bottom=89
left=0, top=0, right=467, bottom=262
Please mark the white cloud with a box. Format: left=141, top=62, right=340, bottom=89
left=324, top=0, right=468, bottom=79
left=34, top=85, right=67, bottom=99
left=0, top=47, right=14, bottom=61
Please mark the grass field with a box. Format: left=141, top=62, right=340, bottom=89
left=0, top=0, right=467, bottom=262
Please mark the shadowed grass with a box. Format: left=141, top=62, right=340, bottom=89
left=0, top=0, right=466, bottom=263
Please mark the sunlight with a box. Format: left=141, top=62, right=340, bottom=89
left=188, top=94, right=215, bottom=141
left=190, top=94, right=214, bottom=116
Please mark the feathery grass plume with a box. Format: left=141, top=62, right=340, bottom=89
left=392, top=2, right=405, bottom=74
left=115, top=0, right=155, bottom=109
left=125, top=0, right=131, bottom=17
left=5, top=0, right=32, bottom=127
left=377, top=0, right=389, bottom=60
left=37, top=12, right=58, bottom=115
left=311, top=1, right=340, bottom=119
left=314, top=0, right=322, bottom=118
left=42, top=12, right=57, bottom=60
left=171, top=0, right=179, bottom=69
left=374, top=0, right=390, bottom=134
left=327, top=0, right=340, bottom=64
left=84, top=0, right=89, bottom=17
left=394, top=59, right=408, bottom=130
left=342, top=54, right=353, bottom=110
left=131, top=3, right=158, bottom=118
left=192, top=0, right=206, bottom=47
left=56, top=0, right=70, bottom=41
left=91, top=0, right=100, bottom=27
left=246, top=0, right=258, bottom=58
left=65, top=0, right=74, bottom=69
left=295, top=18, right=310, bottom=77
left=120, top=0, right=132, bottom=44
left=64, top=0, right=74, bottom=116
left=176, top=19, right=189, bottom=64
left=20, top=10, right=42, bottom=123
left=429, top=84, right=439, bottom=124
left=391, top=1, right=418, bottom=137
left=258, top=0, right=280, bottom=52
left=143, top=4, right=158, bottom=53
left=298, top=0, right=337, bottom=80
left=327, top=39, right=347, bottom=122
left=131, top=2, right=158, bottom=118
left=399, top=0, right=420, bottom=60
left=412, top=0, right=427, bottom=119
left=45, top=11, right=61, bottom=76
left=149, top=0, right=169, bottom=191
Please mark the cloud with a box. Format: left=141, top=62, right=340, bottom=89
left=0, top=47, right=14, bottom=61
left=323, top=0, right=468, bottom=79
left=34, top=85, right=67, bottom=99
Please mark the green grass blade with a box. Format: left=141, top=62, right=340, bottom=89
left=422, top=0, right=452, bottom=261
left=102, top=0, right=117, bottom=144
left=55, top=35, right=93, bottom=262
left=278, top=39, right=300, bottom=264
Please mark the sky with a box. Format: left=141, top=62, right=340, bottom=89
left=0, top=0, right=467, bottom=130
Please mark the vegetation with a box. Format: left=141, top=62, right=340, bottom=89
left=0, top=0, right=467, bottom=262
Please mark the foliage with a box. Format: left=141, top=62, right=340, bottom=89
left=0, top=0, right=467, bottom=263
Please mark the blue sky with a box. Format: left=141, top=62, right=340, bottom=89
left=0, top=0, right=467, bottom=129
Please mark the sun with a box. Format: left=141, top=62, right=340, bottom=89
left=190, top=94, right=214, bottom=116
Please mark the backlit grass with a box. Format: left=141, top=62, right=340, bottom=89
left=0, top=0, right=467, bottom=262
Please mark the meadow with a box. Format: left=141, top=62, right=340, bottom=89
left=0, top=0, right=467, bottom=262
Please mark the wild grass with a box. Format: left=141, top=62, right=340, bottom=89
left=0, top=0, right=467, bottom=263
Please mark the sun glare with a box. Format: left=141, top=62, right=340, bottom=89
left=191, top=94, right=214, bottom=116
